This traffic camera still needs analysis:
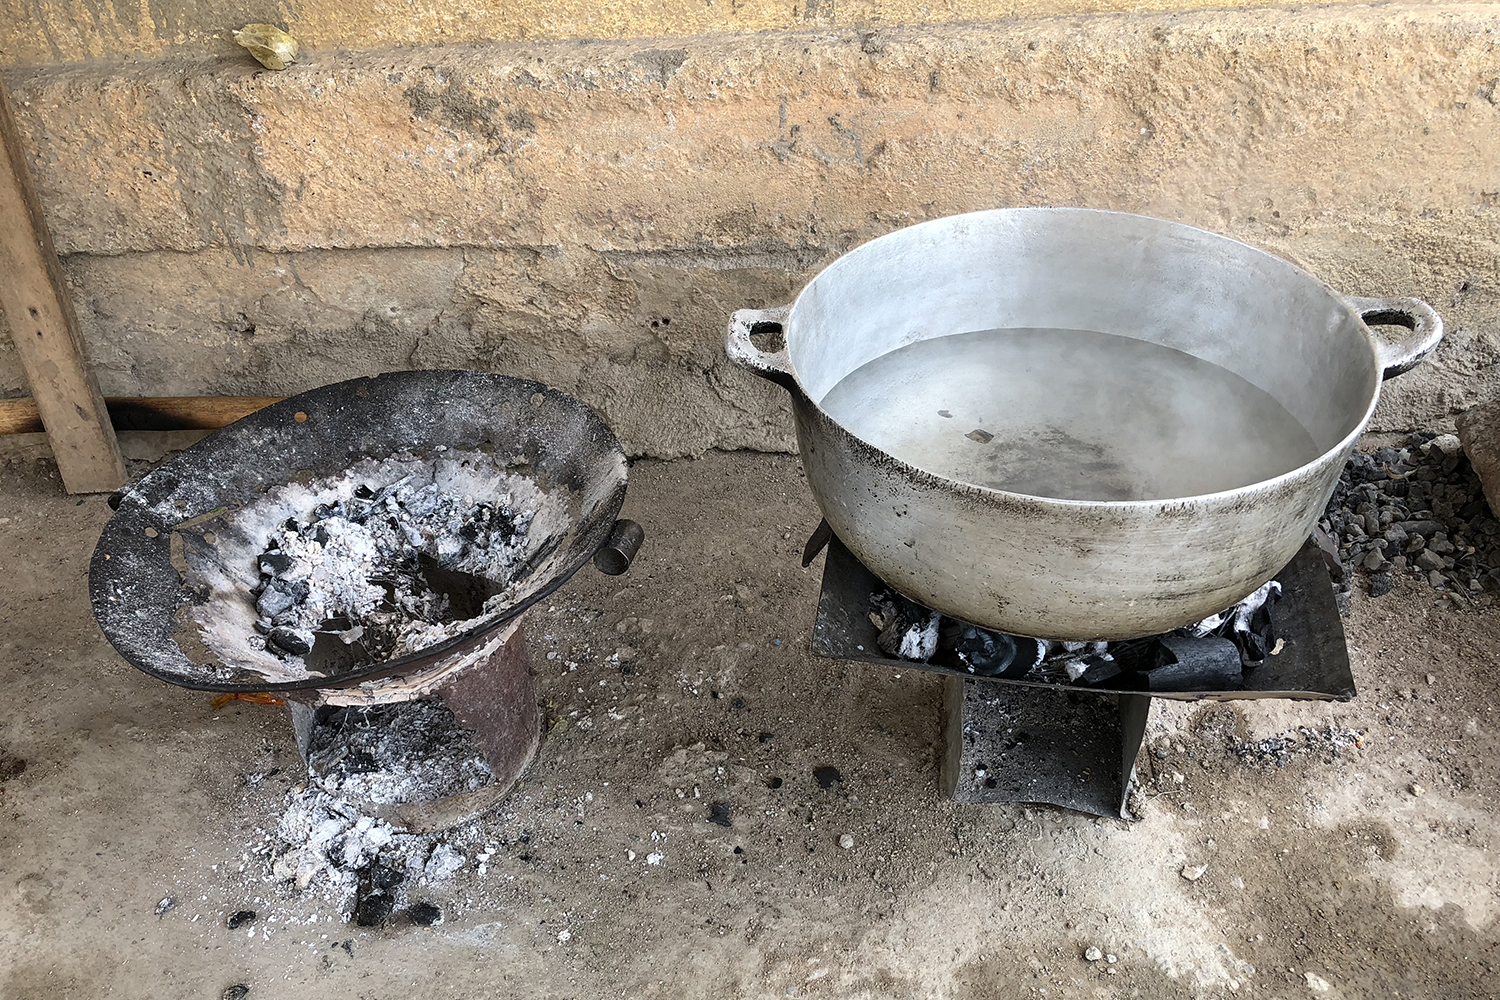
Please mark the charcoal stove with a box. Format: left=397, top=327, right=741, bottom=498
left=805, top=527, right=1353, bottom=819
left=89, top=371, right=643, bottom=830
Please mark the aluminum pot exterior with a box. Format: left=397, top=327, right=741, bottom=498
left=793, top=396, right=1347, bottom=639
left=727, top=208, right=1442, bottom=640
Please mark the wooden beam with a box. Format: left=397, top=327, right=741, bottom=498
left=0, top=77, right=125, bottom=492
left=0, top=395, right=284, bottom=435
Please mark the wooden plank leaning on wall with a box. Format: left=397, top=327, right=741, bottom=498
left=0, top=76, right=125, bottom=493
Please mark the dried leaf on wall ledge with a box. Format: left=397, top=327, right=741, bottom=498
left=233, top=23, right=299, bottom=70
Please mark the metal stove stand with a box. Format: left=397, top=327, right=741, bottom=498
left=810, top=534, right=1354, bottom=819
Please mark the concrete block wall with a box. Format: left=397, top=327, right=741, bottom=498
left=2, top=5, right=1498, bottom=456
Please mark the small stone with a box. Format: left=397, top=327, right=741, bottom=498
left=966, top=429, right=994, bottom=443
left=1106, top=954, right=1117, bottom=964
left=1429, top=569, right=1447, bottom=589
left=1085, top=947, right=1103, bottom=962
left=1362, top=550, right=1389, bottom=572
left=1429, top=433, right=1463, bottom=456
left=838, top=833, right=855, bottom=849
left=222, top=986, right=251, bottom=1000
left=226, top=909, right=257, bottom=930
left=1304, top=971, right=1333, bottom=992
left=1426, top=673, right=1436, bottom=685
left=1415, top=548, right=1446, bottom=572
left=154, top=897, right=175, bottom=916
left=1410, top=783, right=1425, bottom=796
left=1180, top=864, right=1208, bottom=882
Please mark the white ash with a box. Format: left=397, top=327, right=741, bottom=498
left=263, top=698, right=492, bottom=913
left=1232, top=724, right=1365, bottom=768
left=308, top=700, right=494, bottom=805
left=187, top=449, right=571, bottom=683
left=897, top=611, right=941, bottom=661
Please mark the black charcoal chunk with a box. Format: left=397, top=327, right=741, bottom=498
left=707, top=802, right=732, bottom=827
left=267, top=626, right=314, bottom=656
left=258, top=551, right=295, bottom=575
left=226, top=909, right=258, bottom=929
left=934, top=620, right=1027, bottom=677
left=1145, top=636, right=1243, bottom=691
left=407, top=901, right=442, bottom=926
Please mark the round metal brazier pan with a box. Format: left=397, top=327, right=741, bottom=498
left=727, top=208, right=1442, bottom=639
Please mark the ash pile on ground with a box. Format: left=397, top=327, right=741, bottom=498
left=1230, top=723, right=1366, bottom=768
left=259, top=699, right=492, bottom=922
left=1321, top=432, right=1500, bottom=608
left=251, top=474, right=536, bottom=665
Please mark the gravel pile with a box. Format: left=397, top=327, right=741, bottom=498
left=1321, top=432, right=1500, bottom=607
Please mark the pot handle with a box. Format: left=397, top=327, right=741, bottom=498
left=1347, top=296, right=1444, bottom=380
left=726, top=305, right=796, bottom=389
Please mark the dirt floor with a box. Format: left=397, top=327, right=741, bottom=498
left=1, top=439, right=1497, bottom=999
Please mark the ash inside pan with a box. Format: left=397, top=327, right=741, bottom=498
left=185, top=448, right=570, bottom=685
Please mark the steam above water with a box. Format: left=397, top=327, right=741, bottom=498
left=818, top=327, right=1321, bottom=502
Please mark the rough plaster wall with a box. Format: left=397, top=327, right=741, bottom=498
left=2, top=5, right=1499, bottom=456
left=0, top=0, right=1434, bottom=69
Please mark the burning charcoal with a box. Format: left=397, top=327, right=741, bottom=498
left=407, top=901, right=443, bottom=926
left=267, top=626, right=314, bottom=656
left=225, top=909, right=258, bottom=929
left=1145, top=636, right=1243, bottom=691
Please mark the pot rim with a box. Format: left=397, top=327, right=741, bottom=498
left=781, top=206, right=1385, bottom=511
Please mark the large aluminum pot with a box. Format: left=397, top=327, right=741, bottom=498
left=726, top=208, right=1442, bottom=640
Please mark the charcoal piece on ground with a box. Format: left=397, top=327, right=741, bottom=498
left=707, top=802, right=732, bottom=827
left=407, top=901, right=443, bottom=926
left=1369, top=573, right=1394, bottom=598
left=813, top=765, right=843, bottom=789
left=222, top=986, right=251, bottom=1000
left=225, top=909, right=258, bottom=930
left=1145, top=636, right=1243, bottom=691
